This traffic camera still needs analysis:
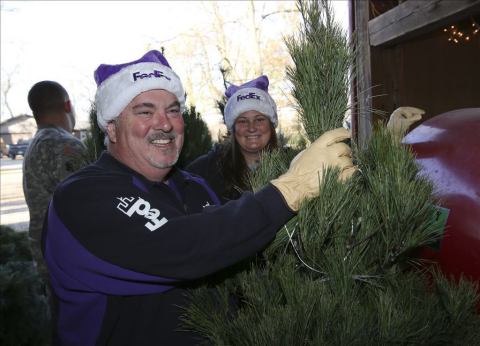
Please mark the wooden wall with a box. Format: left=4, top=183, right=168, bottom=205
left=370, top=21, right=480, bottom=125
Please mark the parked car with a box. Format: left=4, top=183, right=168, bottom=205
left=8, top=139, right=30, bottom=159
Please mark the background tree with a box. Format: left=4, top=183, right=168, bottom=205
left=80, top=103, right=105, bottom=165
left=0, top=66, right=18, bottom=119
left=181, top=1, right=480, bottom=344
left=177, top=105, right=213, bottom=169
left=148, top=1, right=300, bottom=141
left=0, top=225, right=50, bottom=346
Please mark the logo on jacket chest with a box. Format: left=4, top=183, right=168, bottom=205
left=116, top=197, right=168, bottom=231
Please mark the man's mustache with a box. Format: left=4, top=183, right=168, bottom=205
left=148, top=132, right=176, bottom=142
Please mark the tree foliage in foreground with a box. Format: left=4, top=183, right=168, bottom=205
left=181, top=1, right=480, bottom=344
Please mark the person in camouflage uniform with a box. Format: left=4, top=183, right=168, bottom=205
left=23, top=80, right=86, bottom=286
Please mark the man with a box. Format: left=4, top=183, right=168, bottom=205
left=43, top=50, right=355, bottom=345
left=23, top=80, right=86, bottom=286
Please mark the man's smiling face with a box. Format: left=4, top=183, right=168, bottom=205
left=107, top=89, right=184, bottom=181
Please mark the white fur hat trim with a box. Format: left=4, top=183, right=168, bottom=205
left=224, top=87, right=277, bottom=131
left=95, top=62, right=185, bottom=131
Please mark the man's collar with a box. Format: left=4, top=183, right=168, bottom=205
left=97, top=151, right=184, bottom=187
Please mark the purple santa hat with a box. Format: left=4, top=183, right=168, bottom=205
left=94, top=50, right=185, bottom=132
left=224, top=75, right=277, bottom=131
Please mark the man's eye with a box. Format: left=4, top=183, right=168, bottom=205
left=167, top=108, right=181, bottom=117
left=256, top=118, right=266, bottom=123
left=137, top=111, right=152, bottom=116
left=236, top=119, right=248, bottom=125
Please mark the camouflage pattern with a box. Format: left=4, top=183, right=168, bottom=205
left=23, top=126, right=86, bottom=281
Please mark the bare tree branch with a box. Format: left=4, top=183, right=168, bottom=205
left=1, top=67, right=17, bottom=118
left=261, top=9, right=298, bottom=21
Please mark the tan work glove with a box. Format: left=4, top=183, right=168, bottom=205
left=271, top=128, right=355, bottom=211
left=387, top=107, right=425, bottom=140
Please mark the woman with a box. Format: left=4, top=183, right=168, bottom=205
left=187, top=75, right=279, bottom=203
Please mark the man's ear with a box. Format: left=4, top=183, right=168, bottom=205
left=64, top=100, right=72, bottom=113
left=106, top=120, right=117, bottom=143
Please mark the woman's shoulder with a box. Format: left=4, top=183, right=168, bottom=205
left=186, top=143, right=224, bottom=172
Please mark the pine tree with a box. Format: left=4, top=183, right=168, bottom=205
left=177, top=105, right=213, bottom=168
left=181, top=1, right=480, bottom=344
left=82, top=103, right=106, bottom=164
left=0, top=226, right=51, bottom=346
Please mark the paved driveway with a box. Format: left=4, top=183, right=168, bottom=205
left=0, top=157, right=29, bottom=232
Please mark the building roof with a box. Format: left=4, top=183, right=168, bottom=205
left=0, top=114, right=34, bottom=126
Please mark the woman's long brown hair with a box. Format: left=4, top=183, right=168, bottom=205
left=219, top=123, right=278, bottom=199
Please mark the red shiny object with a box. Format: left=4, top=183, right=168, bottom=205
left=403, top=108, right=480, bottom=285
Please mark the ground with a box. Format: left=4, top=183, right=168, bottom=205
left=0, top=157, right=29, bottom=232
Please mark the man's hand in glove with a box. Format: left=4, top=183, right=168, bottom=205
left=387, top=106, right=425, bottom=140
left=271, top=128, right=355, bottom=211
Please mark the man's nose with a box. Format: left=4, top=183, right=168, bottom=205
left=152, top=111, right=173, bottom=131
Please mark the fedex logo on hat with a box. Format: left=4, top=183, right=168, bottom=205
left=132, top=70, right=171, bottom=82
left=237, top=92, right=261, bottom=102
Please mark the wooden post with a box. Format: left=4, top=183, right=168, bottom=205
left=368, top=0, right=480, bottom=47
left=354, top=0, right=373, bottom=148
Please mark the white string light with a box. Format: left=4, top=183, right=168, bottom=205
left=444, top=17, right=479, bottom=44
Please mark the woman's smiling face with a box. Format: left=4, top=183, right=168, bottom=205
left=233, top=110, right=272, bottom=157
